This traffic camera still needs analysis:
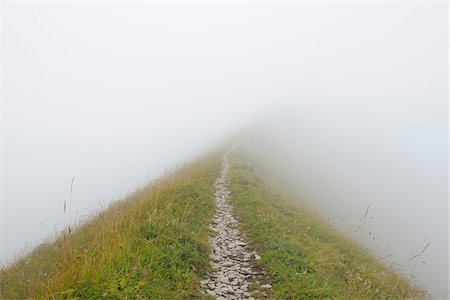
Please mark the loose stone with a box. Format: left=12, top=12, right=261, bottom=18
left=201, top=152, right=271, bottom=299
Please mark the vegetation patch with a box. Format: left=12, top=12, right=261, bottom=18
left=0, top=149, right=427, bottom=299
left=0, top=154, right=222, bottom=299
left=228, top=151, right=426, bottom=299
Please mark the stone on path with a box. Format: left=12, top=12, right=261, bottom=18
left=201, top=152, right=271, bottom=299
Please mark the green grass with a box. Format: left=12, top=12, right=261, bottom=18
left=228, top=151, right=426, bottom=299
left=1, top=149, right=427, bottom=299
left=0, top=153, right=222, bottom=299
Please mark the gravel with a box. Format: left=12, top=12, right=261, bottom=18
left=201, top=153, right=271, bottom=299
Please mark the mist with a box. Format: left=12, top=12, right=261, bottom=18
left=0, top=2, right=447, bottom=298
left=238, top=97, right=447, bottom=297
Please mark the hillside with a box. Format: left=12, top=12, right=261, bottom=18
left=1, top=153, right=222, bottom=299
left=227, top=151, right=426, bottom=299
left=0, top=149, right=425, bottom=299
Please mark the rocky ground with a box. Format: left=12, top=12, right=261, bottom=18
left=201, top=153, right=271, bottom=300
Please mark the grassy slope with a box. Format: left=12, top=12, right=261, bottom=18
left=228, top=151, right=426, bottom=299
left=1, top=149, right=426, bottom=300
left=0, top=154, right=221, bottom=299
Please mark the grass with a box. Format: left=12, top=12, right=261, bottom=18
left=0, top=149, right=427, bottom=299
left=228, top=151, right=426, bottom=299
left=0, top=153, right=222, bottom=299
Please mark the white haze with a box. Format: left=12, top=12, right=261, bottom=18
left=0, top=2, right=447, bottom=298
left=238, top=98, right=447, bottom=297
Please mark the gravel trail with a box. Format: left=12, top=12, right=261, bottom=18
left=201, top=153, right=271, bottom=300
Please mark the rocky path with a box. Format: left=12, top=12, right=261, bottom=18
left=201, top=153, right=271, bottom=300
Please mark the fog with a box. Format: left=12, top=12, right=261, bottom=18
left=0, top=2, right=447, bottom=298
left=238, top=98, right=447, bottom=297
